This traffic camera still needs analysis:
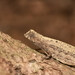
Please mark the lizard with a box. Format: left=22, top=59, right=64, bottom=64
left=24, top=29, right=75, bottom=66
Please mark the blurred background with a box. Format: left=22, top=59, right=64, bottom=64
left=0, top=0, right=75, bottom=49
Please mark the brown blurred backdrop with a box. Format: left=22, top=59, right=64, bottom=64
left=0, top=0, right=75, bottom=49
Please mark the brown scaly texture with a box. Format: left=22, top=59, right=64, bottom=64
left=24, top=29, right=75, bottom=66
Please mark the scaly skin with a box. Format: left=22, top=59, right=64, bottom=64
left=24, top=29, right=75, bottom=66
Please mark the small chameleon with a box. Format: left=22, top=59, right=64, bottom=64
left=24, top=29, right=75, bottom=66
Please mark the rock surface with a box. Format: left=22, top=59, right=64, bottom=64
left=0, top=31, right=75, bottom=75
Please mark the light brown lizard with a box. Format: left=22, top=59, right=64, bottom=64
left=24, top=29, right=75, bottom=66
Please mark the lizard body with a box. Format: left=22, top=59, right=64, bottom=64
left=24, top=29, right=75, bottom=66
